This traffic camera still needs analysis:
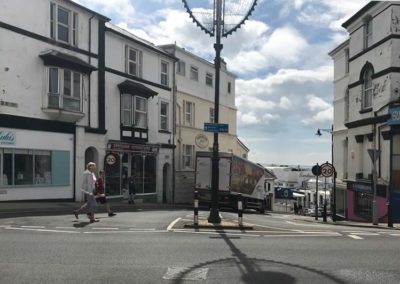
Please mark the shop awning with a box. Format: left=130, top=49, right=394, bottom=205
left=39, top=50, right=97, bottom=74
left=117, top=80, right=158, bottom=99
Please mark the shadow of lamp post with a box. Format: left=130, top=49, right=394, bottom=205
left=182, top=0, right=258, bottom=223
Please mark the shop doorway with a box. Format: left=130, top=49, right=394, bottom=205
left=85, top=147, right=98, bottom=169
left=162, top=163, right=171, bottom=203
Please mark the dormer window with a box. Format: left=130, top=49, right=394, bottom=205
left=50, top=3, right=78, bottom=45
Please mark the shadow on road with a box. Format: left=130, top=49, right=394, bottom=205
left=170, top=229, right=345, bottom=284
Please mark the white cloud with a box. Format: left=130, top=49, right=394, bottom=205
left=74, top=0, right=135, bottom=23
left=279, top=97, right=292, bottom=109
left=301, top=95, right=333, bottom=125
left=306, top=94, right=331, bottom=111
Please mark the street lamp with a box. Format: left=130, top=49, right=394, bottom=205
left=182, top=0, right=257, bottom=224
left=315, top=126, right=336, bottom=222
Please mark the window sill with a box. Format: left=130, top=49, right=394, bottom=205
left=159, top=130, right=171, bottom=134
left=359, top=107, right=372, bottom=114
left=42, top=107, right=85, bottom=123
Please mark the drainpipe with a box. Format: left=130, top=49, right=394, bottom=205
left=88, top=14, right=94, bottom=127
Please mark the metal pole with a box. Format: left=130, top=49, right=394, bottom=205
left=323, top=177, right=327, bottom=222
left=208, top=0, right=222, bottom=224
left=372, top=122, right=378, bottom=225
left=238, top=193, right=243, bottom=226
left=315, top=164, right=319, bottom=221
left=332, top=171, right=336, bottom=222
left=194, top=191, right=199, bottom=227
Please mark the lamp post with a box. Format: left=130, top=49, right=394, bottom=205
left=316, top=126, right=336, bottom=221
left=182, top=0, right=257, bottom=223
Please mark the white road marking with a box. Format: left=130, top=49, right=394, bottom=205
left=21, top=225, right=45, bottom=229
left=348, top=235, right=363, bottom=240
left=83, top=230, right=167, bottom=234
left=167, top=217, right=181, bottom=231
left=91, top=227, right=119, bottom=230
left=129, top=228, right=156, bottom=231
left=349, top=232, right=379, bottom=236
left=5, top=226, right=79, bottom=234
left=163, top=267, right=209, bottom=280
left=389, top=234, right=400, bottom=236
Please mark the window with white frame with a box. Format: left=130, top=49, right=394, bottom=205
left=48, top=67, right=82, bottom=112
left=121, top=94, right=148, bottom=128
left=190, top=66, right=198, bottom=81
left=209, top=107, right=214, bottom=123
left=364, top=17, right=373, bottom=49
left=362, top=66, right=373, bottom=109
left=206, top=73, right=213, bottom=86
left=182, top=144, right=194, bottom=169
left=177, top=60, right=185, bottom=76
left=125, top=46, right=142, bottom=77
left=50, top=3, right=78, bottom=45
left=184, top=101, right=194, bottom=126
left=161, top=61, right=169, bottom=86
left=160, top=101, right=169, bottom=131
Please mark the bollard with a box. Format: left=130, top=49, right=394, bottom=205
left=238, top=193, right=243, bottom=227
left=194, top=191, right=199, bottom=226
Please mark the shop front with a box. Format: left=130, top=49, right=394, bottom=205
left=104, top=141, right=160, bottom=202
left=0, top=127, right=74, bottom=201
left=346, top=181, right=388, bottom=222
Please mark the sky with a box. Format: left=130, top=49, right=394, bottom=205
left=74, top=0, right=371, bottom=166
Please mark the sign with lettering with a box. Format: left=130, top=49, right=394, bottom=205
left=108, top=142, right=159, bottom=154
left=388, top=107, right=400, bottom=126
left=0, top=130, right=15, bottom=145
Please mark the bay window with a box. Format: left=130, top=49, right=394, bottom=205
left=121, top=94, right=148, bottom=128
left=48, top=67, right=82, bottom=112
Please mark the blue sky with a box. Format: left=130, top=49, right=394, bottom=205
left=74, top=0, right=370, bottom=166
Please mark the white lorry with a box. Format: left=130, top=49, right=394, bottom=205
left=194, top=151, right=275, bottom=213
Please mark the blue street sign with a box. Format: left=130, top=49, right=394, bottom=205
left=388, top=107, right=400, bottom=126
left=204, top=123, right=229, bottom=133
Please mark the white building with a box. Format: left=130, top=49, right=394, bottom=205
left=159, top=44, right=249, bottom=203
left=0, top=0, right=108, bottom=201
left=0, top=0, right=175, bottom=203
left=330, top=1, right=400, bottom=222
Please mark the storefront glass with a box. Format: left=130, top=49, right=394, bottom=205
left=1, top=148, right=68, bottom=187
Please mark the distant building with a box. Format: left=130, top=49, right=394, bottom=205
left=330, top=1, right=400, bottom=222
left=160, top=44, right=249, bottom=203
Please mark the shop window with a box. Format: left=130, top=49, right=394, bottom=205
left=144, top=156, right=156, bottom=194
left=0, top=148, right=69, bottom=187
left=354, top=192, right=372, bottom=219
left=48, top=67, right=82, bottom=112
left=50, top=3, right=78, bottom=45
left=392, top=134, right=400, bottom=193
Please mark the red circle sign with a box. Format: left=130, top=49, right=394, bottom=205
left=320, top=163, right=334, bottom=177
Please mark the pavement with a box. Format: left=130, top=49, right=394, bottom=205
left=0, top=200, right=399, bottom=230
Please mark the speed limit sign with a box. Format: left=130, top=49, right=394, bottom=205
left=320, top=162, right=334, bottom=177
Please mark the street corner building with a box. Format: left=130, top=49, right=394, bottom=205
left=330, top=1, right=400, bottom=223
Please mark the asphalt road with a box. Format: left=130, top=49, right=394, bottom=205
left=0, top=210, right=399, bottom=283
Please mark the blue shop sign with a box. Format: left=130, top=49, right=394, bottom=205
left=388, top=107, right=400, bottom=126
left=0, top=130, right=15, bottom=145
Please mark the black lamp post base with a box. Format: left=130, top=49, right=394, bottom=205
left=208, top=207, right=221, bottom=224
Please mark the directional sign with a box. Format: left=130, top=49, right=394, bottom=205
left=204, top=123, right=229, bottom=133
left=320, top=162, right=334, bottom=177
